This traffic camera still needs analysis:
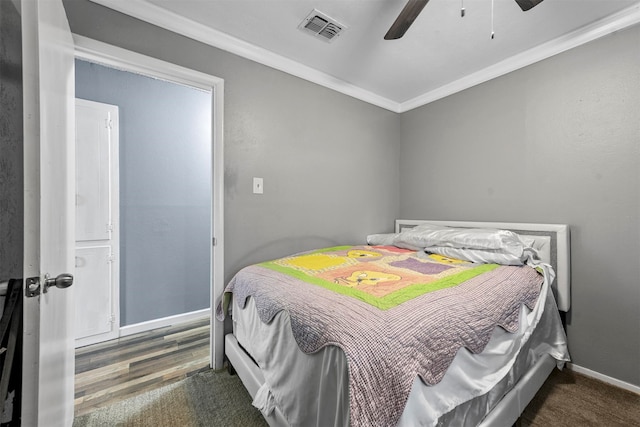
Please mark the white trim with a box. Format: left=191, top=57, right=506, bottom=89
left=73, top=35, right=218, bottom=91
left=87, top=0, right=400, bottom=112
left=211, top=80, right=225, bottom=371
left=89, top=0, right=640, bottom=113
left=119, top=309, right=211, bottom=337
left=400, top=4, right=640, bottom=112
left=567, top=363, right=640, bottom=396
left=73, top=35, right=226, bottom=369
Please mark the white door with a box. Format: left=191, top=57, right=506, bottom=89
left=22, top=0, right=76, bottom=426
left=75, top=99, right=120, bottom=347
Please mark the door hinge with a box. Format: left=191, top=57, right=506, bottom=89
left=106, top=222, right=113, bottom=233
left=105, top=118, right=113, bottom=129
left=109, top=314, right=116, bottom=324
left=212, top=237, right=217, bottom=246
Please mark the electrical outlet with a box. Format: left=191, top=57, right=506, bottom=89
left=253, top=177, right=264, bottom=194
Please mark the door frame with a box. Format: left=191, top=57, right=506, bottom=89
left=73, top=35, right=226, bottom=369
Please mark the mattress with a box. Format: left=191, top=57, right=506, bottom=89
left=231, top=286, right=569, bottom=426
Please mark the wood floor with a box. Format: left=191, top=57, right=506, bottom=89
left=74, top=317, right=211, bottom=417
left=75, top=318, right=640, bottom=425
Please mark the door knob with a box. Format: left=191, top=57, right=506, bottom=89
left=43, top=273, right=74, bottom=293
left=25, top=273, right=74, bottom=297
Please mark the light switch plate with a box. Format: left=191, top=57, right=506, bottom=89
left=253, top=177, right=263, bottom=194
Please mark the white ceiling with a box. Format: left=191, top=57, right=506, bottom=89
left=90, top=0, right=640, bottom=112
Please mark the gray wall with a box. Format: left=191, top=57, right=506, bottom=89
left=62, top=0, right=400, bottom=284
left=75, top=60, right=212, bottom=326
left=0, top=0, right=23, bottom=280
left=400, top=25, right=640, bottom=387
left=62, top=0, right=638, bottom=388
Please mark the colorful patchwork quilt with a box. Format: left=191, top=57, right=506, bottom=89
left=217, top=245, right=544, bottom=427
left=262, top=245, right=499, bottom=310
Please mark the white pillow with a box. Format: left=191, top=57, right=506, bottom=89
left=367, top=224, right=542, bottom=266
left=366, top=233, right=425, bottom=250
left=395, top=223, right=524, bottom=254
left=366, top=233, right=399, bottom=246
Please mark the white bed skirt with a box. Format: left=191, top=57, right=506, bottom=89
left=227, top=289, right=569, bottom=426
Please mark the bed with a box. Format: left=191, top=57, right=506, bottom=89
left=216, top=220, right=571, bottom=426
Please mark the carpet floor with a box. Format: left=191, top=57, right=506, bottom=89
left=520, top=368, right=640, bottom=427
left=74, top=367, right=639, bottom=426
left=73, top=369, right=267, bottom=427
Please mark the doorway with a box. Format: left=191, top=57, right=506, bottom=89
left=74, top=59, right=213, bottom=343
left=75, top=37, right=224, bottom=408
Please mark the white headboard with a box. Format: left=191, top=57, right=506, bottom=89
left=395, top=220, right=571, bottom=312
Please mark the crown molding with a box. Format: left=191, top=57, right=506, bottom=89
left=400, top=3, right=640, bottom=112
left=88, top=0, right=401, bottom=112
left=89, top=0, right=639, bottom=114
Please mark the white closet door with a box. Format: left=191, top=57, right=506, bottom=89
left=74, top=246, right=113, bottom=338
left=75, top=99, right=120, bottom=347
left=76, top=102, right=111, bottom=242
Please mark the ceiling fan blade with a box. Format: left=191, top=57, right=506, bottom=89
left=514, top=0, right=544, bottom=11
left=384, top=0, right=430, bottom=40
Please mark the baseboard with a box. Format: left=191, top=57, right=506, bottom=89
left=567, top=363, right=640, bottom=395
left=120, top=308, right=211, bottom=337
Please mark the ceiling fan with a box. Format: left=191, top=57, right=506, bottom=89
left=384, top=0, right=544, bottom=40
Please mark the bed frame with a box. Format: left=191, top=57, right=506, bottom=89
left=395, top=220, right=571, bottom=312
left=225, top=220, right=571, bottom=427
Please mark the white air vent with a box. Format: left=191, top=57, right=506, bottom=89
left=299, top=9, right=346, bottom=43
